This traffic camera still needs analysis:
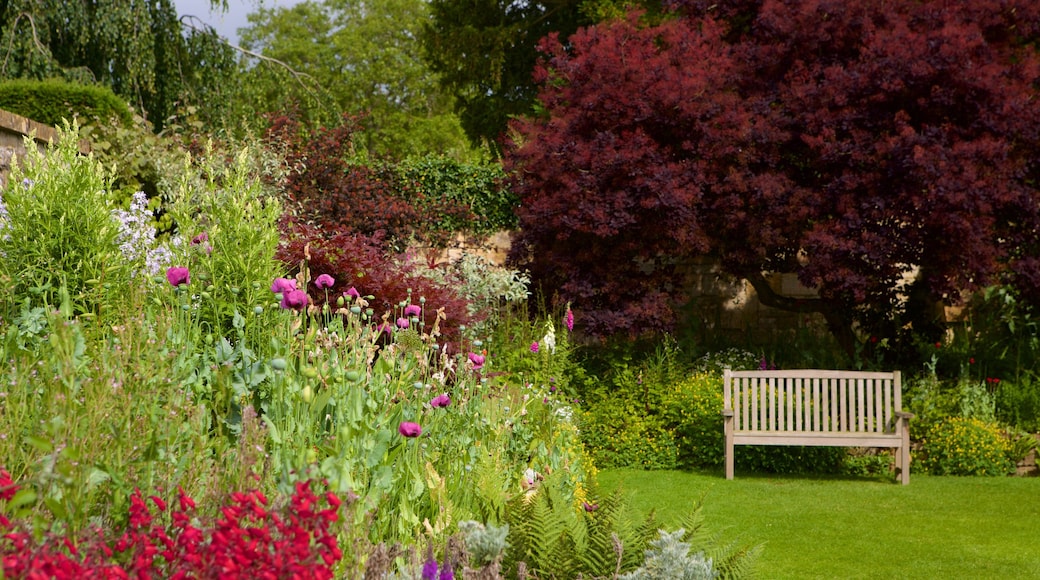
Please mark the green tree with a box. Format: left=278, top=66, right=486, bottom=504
left=240, top=0, right=473, bottom=159
left=0, top=0, right=237, bottom=130
left=421, top=0, right=663, bottom=150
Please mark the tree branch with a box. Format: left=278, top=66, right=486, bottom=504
left=178, top=16, right=321, bottom=90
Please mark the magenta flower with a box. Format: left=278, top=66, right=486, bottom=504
left=565, top=307, right=574, bottom=332
left=345, top=286, right=361, bottom=299
left=166, top=266, right=190, bottom=287
left=583, top=502, right=599, bottom=512
left=430, top=394, right=451, bottom=408
left=315, top=273, right=335, bottom=289
left=396, top=317, right=410, bottom=329
left=280, top=289, right=309, bottom=310
left=530, top=341, right=539, bottom=353
left=404, top=304, right=422, bottom=317
left=439, top=562, right=454, bottom=580
left=270, top=277, right=296, bottom=294
left=191, top=232, right=208, bottom=245
left=468, top=352, right=485, bottom=370
left=374, top=322, right=392, bottom=336
left=398, top=422, right=421, bottom=437
left=422, top=557, right=438, bottom=580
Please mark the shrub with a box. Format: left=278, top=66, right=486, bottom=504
left=398, top=154, right=519, bottom=235
left=266, top=113, right=471, bottom=250
left=995, top=374, right=1040, bottom=433
left=917, top=417, right=1014, bottom=476
left=0, top=79, right=132, bottom=128
left=661, top=374, right=725, bottom=469
left=0, top=124, right=131, bottom=323
left=580, top=407, right=679, bottom=470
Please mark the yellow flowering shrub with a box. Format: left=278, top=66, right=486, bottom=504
left=917, top=417, right=1014, bottom=476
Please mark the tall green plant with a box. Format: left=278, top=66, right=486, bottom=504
left=0, top=125, right=131, bottom=324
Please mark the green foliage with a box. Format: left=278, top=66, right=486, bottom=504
left=578, top=341, right=688, bottom=470
left=619, top=529, right=717, bottom=580
left=417, top=253, right=529, bottom=339
left=661, top=374, right=725, bottom=469
left=916, top=417, right=1014, bottom=476
left=241, top=0, right=473, bottom=159
left=581, top=407, right=680, bottom=469
left=459, top=520, right=510, bottom=567
left=502, top=474, right=659, bottom=578
left=162, top=142, right=286, bottom=351
left=0, top=79, right=131, bottom=127
left=0, top=0, right=237, bottom=131
left=399, top=154, right=518, bottom=234
left=0, top=124, right=130, bottom=323
left=994, top=374, right=1040, bottom=433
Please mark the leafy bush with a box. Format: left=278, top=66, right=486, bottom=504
left=620, top=529, right=717, bottom=580
left=0, top=124, right=131, bottom=323
left=581, top=407, right=679, bottom=470
left=916, top=417, right=1014, bottom=476
left=398, top=154, right=519, bottom=234
left=0, top=79, right=132, bottom=128
left=267, top=113, right=471, bottom=250
left=661, top=374, right=725, bottom=469
left=994, top=374, right=1040, bottom=433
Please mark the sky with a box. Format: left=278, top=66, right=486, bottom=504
left=172, top=0, right=303, bottom=45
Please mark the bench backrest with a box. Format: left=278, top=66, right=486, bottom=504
left=724, top=369, right=902, bottom=434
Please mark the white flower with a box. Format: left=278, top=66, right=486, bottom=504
left=543, top=320, right=557, bottom=354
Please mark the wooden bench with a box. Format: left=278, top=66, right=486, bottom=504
left=723, top=369, right=913, bottom=484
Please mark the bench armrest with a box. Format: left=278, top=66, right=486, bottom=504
left=894, top=411, right=915, bottom=420
left=722, top=409, right=734, bottom=417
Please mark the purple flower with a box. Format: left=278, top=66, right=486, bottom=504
left=270, top=277, right=297, bottom=294
left=468, top=353, right=485, bottom=370
left=375, top=322, right=392, bottom=335
left=396, top=317, right=410, bottom=329
left=439, top=561, right=454, bottom=580
left=404, top=304, right=422, bottom=317
left=345, top=286, right=361, bottom=299
left=430, top=394, right=451, bottom=408
left=422, top=557, right=438, bottom=580
left=166, top=266, right=190, bottom=287
left=583, top=502, right=599, bottom=512
left=530, top=341, right=539, bottom=353
left=315, top=273, right=335, bottom=289
left=399, top=422, right=421, bottom=437
left=191, top=232, right=208, bottom=245
left=280, top=289, right=309, bottom=310
left=565, top=308, right=574, bottom=332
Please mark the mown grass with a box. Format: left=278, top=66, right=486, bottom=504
left=599, top=469, right=1040, bottom=579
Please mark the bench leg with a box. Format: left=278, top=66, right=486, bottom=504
left=724, top=416, right=734, bottom=480
left=898, top=418, right=911, bottom=485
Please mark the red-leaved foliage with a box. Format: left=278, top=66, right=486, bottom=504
left=0, top=480, right=345, bottom=579
left=276, top=217, right=480, bottom=343
left=265, top=111, right=474, bottom=249
left=507, top=0, right=1040, bottom=356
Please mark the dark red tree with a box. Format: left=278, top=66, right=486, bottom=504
left=506, top=0, right=1040, bottom=358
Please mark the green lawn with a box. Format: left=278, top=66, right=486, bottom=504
left=598, top=469, right=1040, bottom=579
